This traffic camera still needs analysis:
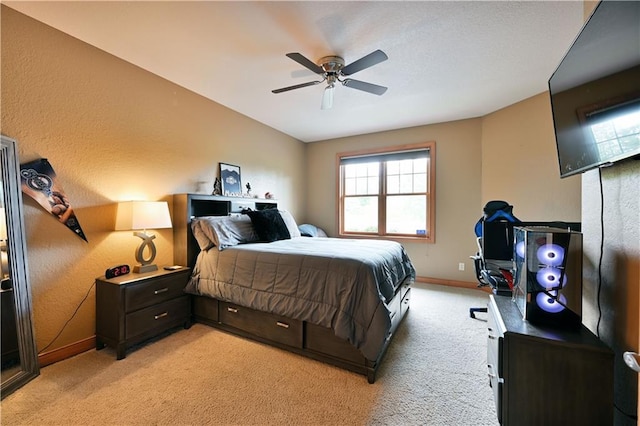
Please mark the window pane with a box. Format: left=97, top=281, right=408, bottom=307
left=413, top=173, right=427, bottom=192
left=413, top=158, right=427, bottom=173
left=399, top=159, right=413, bottom=174
left=344, top=163, right=378, bottom=196
left=399, top=174, right=413, bottom=193
left=345, top=165, right=356, bottom=178
left=344, top=197, right=378, bottom=232
left=356, top=177, right=368, bottom=194
left=368, top=176, right=379, bottom=194
left=387, top=161, right=399, bottom=175
left=387, top=174, right=400, bottom=194
left=386, top=195, right=426, bottom=235
left=345, top=177, right=356, bottom=195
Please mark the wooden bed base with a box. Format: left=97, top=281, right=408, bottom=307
left=172, top=193, right=412, bottom=383
left=191, top=276, right=411, bottom=383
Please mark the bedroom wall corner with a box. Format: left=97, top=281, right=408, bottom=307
left=1, top=6, right=305, bottom=359
left=480, top=92, right=581, bottom=222
left=305, top=119, right=483, bottom=283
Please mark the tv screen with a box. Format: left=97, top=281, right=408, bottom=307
left=549, top=0, right=640, bottom=178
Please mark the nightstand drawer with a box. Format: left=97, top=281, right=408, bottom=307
left=126, top=295, right=190, bottom=339
left=220, top=302, right=303, bottom=348
left=125, top=273, right=188, bottom=312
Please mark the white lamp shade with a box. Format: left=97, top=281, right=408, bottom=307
left=115, top=201, right=172, bottom=231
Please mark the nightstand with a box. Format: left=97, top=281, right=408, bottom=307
left=95, top=267, right=192, bottom=359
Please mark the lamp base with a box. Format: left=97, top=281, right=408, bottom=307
left=133, top=264, right=158, bottom=274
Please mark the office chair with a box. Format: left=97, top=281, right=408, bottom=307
left=469, top=201, right=519, bottom=319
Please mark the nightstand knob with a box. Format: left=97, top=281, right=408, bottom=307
left=154, top=288, right=169, bottom=295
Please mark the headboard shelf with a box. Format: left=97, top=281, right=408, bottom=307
left=172, top=194, right=278, bottom=267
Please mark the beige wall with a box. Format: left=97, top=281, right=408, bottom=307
left=1, top=7, right=306, bottom=353
left=481, top=92, right=581, bottom=221
left=306, top=119, right=483, bottom=282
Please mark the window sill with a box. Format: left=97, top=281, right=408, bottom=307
left=338, top=234, right=433, bottom=243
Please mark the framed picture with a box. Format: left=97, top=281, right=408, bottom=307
left=219, top=163, right=242, bottom=196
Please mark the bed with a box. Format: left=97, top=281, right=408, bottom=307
left=172, top=194, right=414, bottom=383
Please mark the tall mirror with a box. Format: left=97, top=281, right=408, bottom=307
left=1, top=135, right=39, bottom=399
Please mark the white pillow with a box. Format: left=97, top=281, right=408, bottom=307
left=279, top=210, right=301, bottom=238
left=191, top=215, right=259, bottom=250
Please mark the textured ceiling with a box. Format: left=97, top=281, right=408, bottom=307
left=4, top=1, right=585, bottom=142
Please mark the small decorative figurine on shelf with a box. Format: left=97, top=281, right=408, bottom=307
left=245, top=182, right=252, bottom=197
left=265, top=192, right=275, bottom=200
left=212, top=177, right=222, bottom=196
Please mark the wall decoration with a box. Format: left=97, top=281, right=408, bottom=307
left=19, top=158, right=87, bottom=242
left=219, top=163, right=241, bottom=197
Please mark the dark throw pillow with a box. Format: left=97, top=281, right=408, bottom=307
left=245, top=209, right=291, bottom=242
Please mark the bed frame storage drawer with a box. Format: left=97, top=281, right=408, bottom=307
left=219, top=302, right=303, bottom=348
left=304, top=323, right=366, bottom=364
left=192, top=295, right=219, bottom=323
left=389, top=287, right=411, bottom=333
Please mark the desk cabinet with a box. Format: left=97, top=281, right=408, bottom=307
left=96, top=267, right=191, bottom=359
left=487, top=294, right=613, bottom=425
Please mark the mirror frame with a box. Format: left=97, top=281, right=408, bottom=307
left=1, top=135, right=39, bottom=399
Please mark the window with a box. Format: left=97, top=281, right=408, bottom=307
left=337, top=142, right=435, bottom=242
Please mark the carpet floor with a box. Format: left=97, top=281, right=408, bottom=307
left=0, top=282, right=499, bottom=425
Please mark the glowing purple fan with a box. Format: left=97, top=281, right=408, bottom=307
left=515, top=241, right=526, bottom=259
left=536, top=243, right=565, bottom=266
left=536, top=267, right=567, bottom=289
left=536, top=291, right=567, bottom=314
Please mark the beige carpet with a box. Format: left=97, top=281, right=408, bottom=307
left=0, top=283, right=499, bottom=425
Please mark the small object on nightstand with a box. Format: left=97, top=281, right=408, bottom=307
left=105, top=264, right=130, bottom=279
left=163, top=265, right=182, bottom=270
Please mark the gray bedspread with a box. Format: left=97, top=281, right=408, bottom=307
left=185, top=237, right=415, bottom=360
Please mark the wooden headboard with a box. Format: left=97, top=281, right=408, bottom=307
left=172, top=194, right=277, bottom=268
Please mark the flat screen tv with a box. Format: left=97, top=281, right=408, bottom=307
left=549, top=0, right=640, bottom=178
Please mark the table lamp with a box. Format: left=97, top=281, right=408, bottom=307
left=115, top=201, right=172, bottom=273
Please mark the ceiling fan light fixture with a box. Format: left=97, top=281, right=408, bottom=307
left=321, top=85, right=334, bottom=110
left=273, top=49, right=388, bottom=109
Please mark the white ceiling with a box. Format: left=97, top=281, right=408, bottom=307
left=4, top=1, right=585, bottom=143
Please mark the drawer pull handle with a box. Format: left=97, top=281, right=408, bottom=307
left=276, top=321, right=289, bottom=329
left=154, top=312, right=168, bottom=320
left=487, top=364, right=504, bottom=383
left=154, top=288, right=169, bottom=295
left=227, top=307, right=238, bottom=313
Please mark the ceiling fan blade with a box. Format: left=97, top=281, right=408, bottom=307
left=286, top=53, right=325, bottom=74
left=272, top=80, right=322, bottom=94
left=341, top=49, right=388, bottom=76
left=321, top=86, right=334, bottom=110
left=342, top=79, right=388, bottom=96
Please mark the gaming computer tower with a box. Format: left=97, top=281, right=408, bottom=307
left=512, top=226, right=583, bottom=328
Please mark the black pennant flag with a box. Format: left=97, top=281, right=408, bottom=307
left=20, top=158, right=88, bottom=242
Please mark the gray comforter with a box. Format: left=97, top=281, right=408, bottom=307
left=185, top=237, right=415, bottom=360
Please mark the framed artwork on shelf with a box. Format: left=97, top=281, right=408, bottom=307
left=219, top=163, right=242, bottom=197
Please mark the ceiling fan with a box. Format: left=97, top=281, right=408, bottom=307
left=272, top=49, right=388, bottom=110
